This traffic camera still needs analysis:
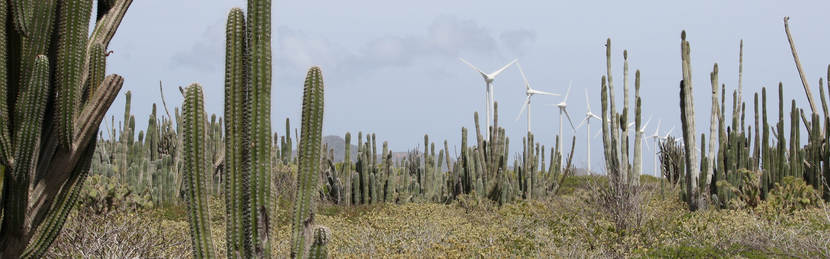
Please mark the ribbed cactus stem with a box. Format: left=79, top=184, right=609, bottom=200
left=706, top=63, right=719, bottom=193
left=55, top=0, right=93, bottom=149
left=182, top=84, right=215, bottom=258
left=247, top=0, right=273, bottom=254
left=21, top=137, right=96, bottom=259
left=85, top=43, right=106, bottom=101
left=223, top=7, right=248, bottom=257
left=16, top=0, right=55, bottom=130
left=632, top=70, right=642, bottom=185
left=292, top=66, right=326, bottom=259
left=679, top=31, right=699, bottom=210
left=0, top=0, right=10, bottom=166
left=4, top=56, right=50, bottom=257
left=9, top=0, right=33, bottom=35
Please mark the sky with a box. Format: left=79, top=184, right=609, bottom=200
left=103, top=0, right=830, bottom=174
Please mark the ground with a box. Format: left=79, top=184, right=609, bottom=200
left=47, top=176, right=830, bottom=258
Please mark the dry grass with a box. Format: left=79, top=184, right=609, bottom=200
left=48, top=175, right=830, bottom=258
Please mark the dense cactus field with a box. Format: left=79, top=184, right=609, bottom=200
left=0, top=0, right=829, bottom=258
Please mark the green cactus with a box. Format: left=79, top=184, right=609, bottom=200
left=291, top=66, right=326, bottom=258
left=85, top=43, right=106, bottom=101
left=4, top=55, right=51, bottom=256
left=182, top=84, right=215, bottom=258
left=0, top=3, right=131, bottom=253
left=223, top=7, right=248, bottom=257
left=308, top=226, right=330, bottom=259
left=55, top=0, right=93, bottom=149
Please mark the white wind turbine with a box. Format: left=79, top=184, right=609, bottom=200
left=460, top=58, right=518, bottom=137
left=515, top=63, right=559, bottom=134
left=647, top=120, right=662, bottom=177
left=575, top=89, right=601, bottom=174
left=552, top=82, right=577, bottom=166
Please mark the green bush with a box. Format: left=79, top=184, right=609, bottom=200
left=79, top=175, right=153, bottom=214
left=763, top=176, right=821, bottom=213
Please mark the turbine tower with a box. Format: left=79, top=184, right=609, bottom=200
left=515, top=63, right=559, bottom=134
left=575, top=89, right=601, bottom=174
left=460, top=58, right=518, bottom=137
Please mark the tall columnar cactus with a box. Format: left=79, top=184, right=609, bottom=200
left=0, top=1, right=131, bottom=257
left=679, top=31, right=700, bottom=210
left=223, top=7, right=248, bottom=257
left=706, top=63, right=719, bottom=195
left=632, top=70, right=643, bottom=185
left=247, top=0, right=274, bottom=252
left=182, top=84, right=215, bottom=258
left=600, top=39, right=643, bottom=189
left=291, top=66, right=326, bottom=258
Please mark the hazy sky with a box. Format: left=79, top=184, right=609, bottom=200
left=104, top=0, right=830, bottom=174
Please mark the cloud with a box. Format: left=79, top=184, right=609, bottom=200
left=500, top=29, right=537, bottom=56
left=170, top=22, right=224, bottom=72
left=170, top=14, right=536, bottom=81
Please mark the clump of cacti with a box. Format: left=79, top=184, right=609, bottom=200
left=599, top=39, right=644, bottom=193
left=0, top=1, right=132, bottom=257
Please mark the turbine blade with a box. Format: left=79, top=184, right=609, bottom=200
left=491, top=59, right=518, bottom=78
left=563, top=81, right=573, bottom=103
left=515, top=96, right=530, bottom=122
left=640, top=115, right=653, bottom=132
left=459, top=58, right=487, bottom=77
left=585, top=88, right=592, bottom=112
left=517, top=62, right=530, bottom=90
left=652, top=119, right=662, bottom=136
left=575, top=116, right=589, bottom=130
left=564, top=108, right=577, bottom=130
left=530, top=89, right=560, bottom=96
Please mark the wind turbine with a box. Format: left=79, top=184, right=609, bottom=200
left=515, top=63, right=559, bottom=134
left=554, top=81, right=577, bottom=166
left=647, top=120, right=662, bottom=177
left=460, top=58, right=518, bottom=137
left=575, top=88, right=601, bottom=174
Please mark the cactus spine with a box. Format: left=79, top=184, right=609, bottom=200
left=291, top=67, right=326, bottom=258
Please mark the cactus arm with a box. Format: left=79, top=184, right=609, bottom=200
left=55, top=0, right=93, bottom=149
left=0, top=0, right=10, bottom=166
left=85, top=43, right=106, bottom=105
left=292, top=67, right=326, bottom=258
left=182, top=84, right=216, bottom=258
left=783, top=17, right=818, bottom=115
left=0, top=55, right=50, bottom=258
left=21, top=136, right=95, bottom=259
left=15, top=0, right=56, bottom=130
left=9, top=0, right=32, bottom=35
